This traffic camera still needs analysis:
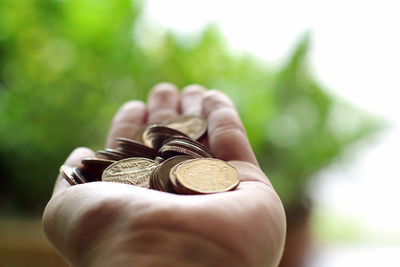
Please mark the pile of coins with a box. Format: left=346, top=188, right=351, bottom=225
left=59, top=116, right=240, bottom=194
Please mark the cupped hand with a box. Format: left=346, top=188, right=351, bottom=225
left=43, top=83, right=286, bottom=267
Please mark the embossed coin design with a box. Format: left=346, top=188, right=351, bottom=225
left=59, top=114, right=240, bottom=195
left=174, top=158, right=240, bottom=194
left=166, top=116, right=207, bottom=140
left=102, top=158, right=158, bottom=188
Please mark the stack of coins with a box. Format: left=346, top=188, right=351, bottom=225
left=59, top=116, right=240, bottom=194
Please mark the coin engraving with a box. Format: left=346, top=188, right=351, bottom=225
left=166, top=116, right=207, bottom=140
left=102, top=158, right=158, bottom=188
left=63, top=115, right=239, bottom=195
left=175, top=158, right=240, bottom=194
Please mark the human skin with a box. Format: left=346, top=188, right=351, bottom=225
left=42, top=83, right=286, bottom=267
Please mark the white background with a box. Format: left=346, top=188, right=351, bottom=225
left=140, top=1, right=400, bottom=266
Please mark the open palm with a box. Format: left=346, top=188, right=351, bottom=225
left=43, top=83, right=286, bottom=267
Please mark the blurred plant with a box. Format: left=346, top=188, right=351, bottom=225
left=0, top=0, right=377, bottom=215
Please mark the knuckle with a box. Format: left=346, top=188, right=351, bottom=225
left=202, top=90, right=234, bottom=110
left=213, top=126, right=247, bottom=143
left=151, top=82, right=178, bottom=96
left=112, top=101, right=146, bottom=126
left=210, top=107, right=245, bottom=134
left=148, top=108, right=178, bottom=123
left=108, top=123, right=137, bottom=139
left=148, top=83, right=179, bottom=109
left=119, top=100, right=146, bottom=114
left=182, top=84, right=206, bottom=94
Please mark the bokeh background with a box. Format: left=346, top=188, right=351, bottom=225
left=0, top=0, right=399, bottom=266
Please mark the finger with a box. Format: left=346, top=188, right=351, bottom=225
left=202, top=90, right=259, bottom=166
left=106, top=100, right=148, bottom=148
left=53, top=147, right=95, bottom=196
left=147, top=82, right=180, bottom=123
left=181, top=84, right=207, bottom=116
left=229, top=161, right=271, bottom=187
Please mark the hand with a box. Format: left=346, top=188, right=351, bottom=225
left=43, top=83, right=286, bottom=267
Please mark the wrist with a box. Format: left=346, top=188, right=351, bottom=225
left=84, top=227, right=245, bottom=267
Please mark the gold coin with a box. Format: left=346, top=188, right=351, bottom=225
left=142, top=125, right=188, bottom=149
left=169, top=161, right=186, bottom=194
left=102, top=158, right=158, bottom=188
left=174, top=158, right=240, bottom=194
left=156, top=155, right=193, bottom=193
left=165, top=116, right=207, bottom=140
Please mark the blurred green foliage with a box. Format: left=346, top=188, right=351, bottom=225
left=0, top=0, right=377, bottom=215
